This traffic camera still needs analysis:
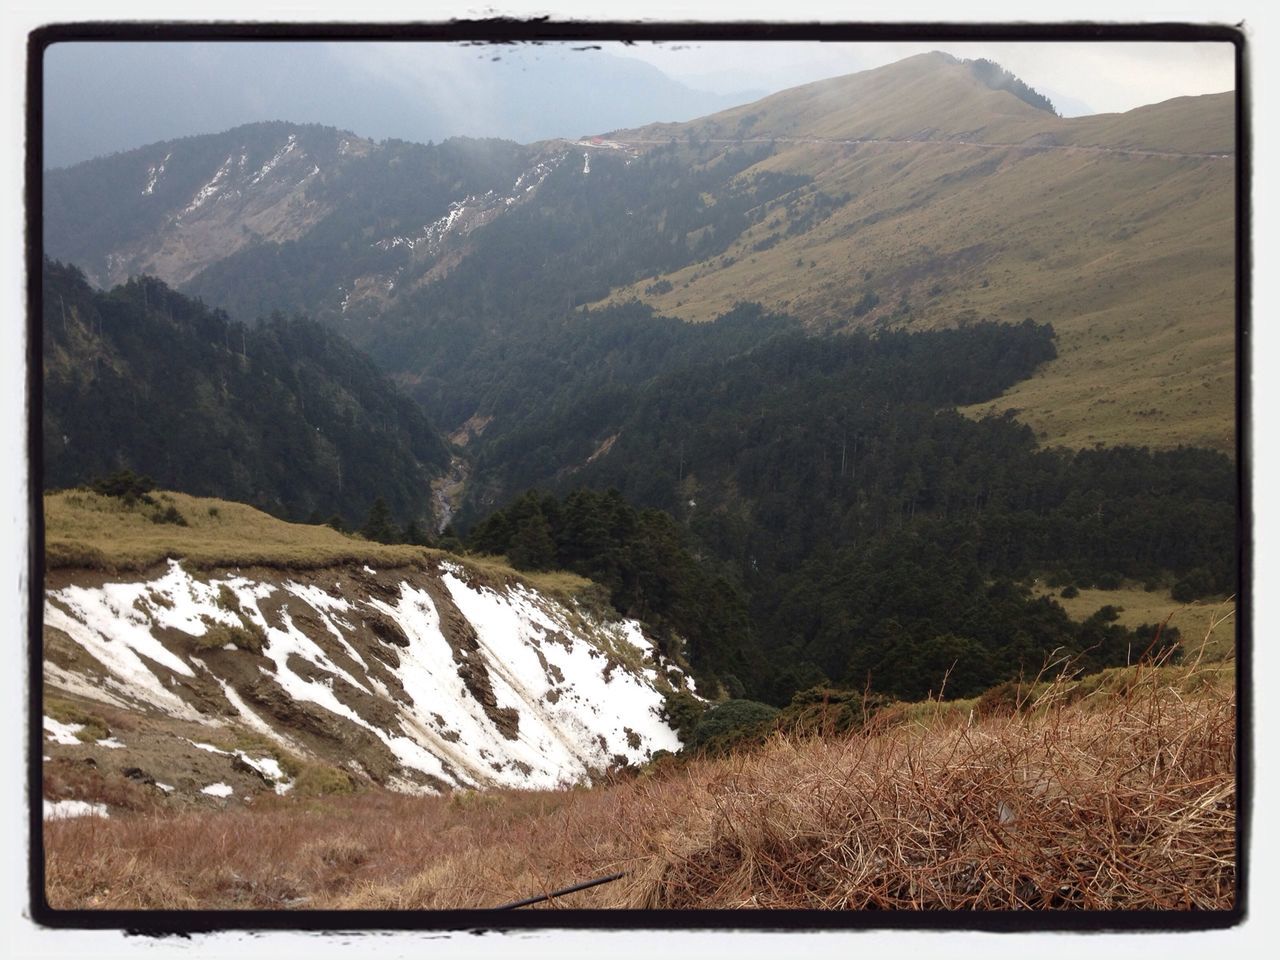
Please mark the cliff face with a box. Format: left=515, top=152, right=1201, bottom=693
left=42, top=556, right=689, bottom=804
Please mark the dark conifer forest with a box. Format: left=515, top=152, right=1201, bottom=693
left=42, top=259, right=450, bottom=527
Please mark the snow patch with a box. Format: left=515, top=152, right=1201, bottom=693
left=250, top=134, right=297, bottom=185
left=44, top=799, right=108, bottom=820
left=200, top=783, right=234, bottom=798
left=182, top=155, right=233, bottom=214
left=43, top=717, right=84, bottom=746
left=141, top=152, right=171, bottom=196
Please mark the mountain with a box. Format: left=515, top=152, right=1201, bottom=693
left=42, top=53, right=1236, bottom=455
left=42, top=489, right=692, bottom=799
left=42, top=259, right=450, bottom=528
left=43, top=42, right=757, bottom=170
left=596, top=52, right=1236, bottom=453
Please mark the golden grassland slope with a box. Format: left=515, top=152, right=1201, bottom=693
left=43, top=489, right=599, bottom=603
left=44, top=489, right=434, bottom=572
left=43, top=660, right=1235, bottom=910
left=597, top=54, right=1236, bottom=452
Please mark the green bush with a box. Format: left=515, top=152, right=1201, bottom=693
left=45, top=697, right=111, bottom=741
left=660, top=691, right=706, bottom=746
left=1061, top=584, right=1079, bottom=599
left=1094, top=571, right=1124, bottom=590
left=90, top=468, right=156, bottom=505
left=691, top=699, right=778, bottom=752
left=775, top=686, right=878, bottom=737
left=1172, top=568, right=1215, bottom=602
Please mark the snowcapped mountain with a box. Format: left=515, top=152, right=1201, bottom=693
left=43, top=555, right=691, bottom=801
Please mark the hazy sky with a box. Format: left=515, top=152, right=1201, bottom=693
left=608, top=40, right=1236, bottom=116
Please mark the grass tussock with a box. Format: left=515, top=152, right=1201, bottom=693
left=194, top=619, right=268, bottom=655
left=44, top=661, right=1234, bottom=911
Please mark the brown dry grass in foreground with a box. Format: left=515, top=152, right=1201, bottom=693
left=43, top=664, right=1235, bottom=912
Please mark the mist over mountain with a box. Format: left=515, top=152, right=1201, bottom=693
left=42, top=41, right=757, bottom=169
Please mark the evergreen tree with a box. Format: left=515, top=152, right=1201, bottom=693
left=507, top=511, right=557, bottom=571
left=361, top=497, right=397, bottom=544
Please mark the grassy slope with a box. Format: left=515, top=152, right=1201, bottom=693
left=1029, top=583, right=1237, bottom=663
left=596, top=56, right=1235, bottom=452
left=43, top=491, right=596, bottom=607
left=43, top=660, right=1234, bottom=910
left=44, top=489, right=434, bottom=571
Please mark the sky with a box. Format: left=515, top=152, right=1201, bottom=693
left=607, top=40, right=1237, bottom=116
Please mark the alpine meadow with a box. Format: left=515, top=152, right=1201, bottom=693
left=35, top=35, right=1241, bottom=922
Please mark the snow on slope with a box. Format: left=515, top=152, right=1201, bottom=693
left=43, top=558, right=689, bottom=796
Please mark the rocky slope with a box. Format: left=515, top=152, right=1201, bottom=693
left=42, top=555, right=690, bottom=808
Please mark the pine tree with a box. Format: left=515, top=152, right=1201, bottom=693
left=402, top=518, right=428, bottom=546
left=507, top=511, right=557, bottom=571
left=361, top=497, right=397, bottom=544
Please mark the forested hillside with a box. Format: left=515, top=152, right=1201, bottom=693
left=42, top=260, right=449, bottom=528
left=457, top=310, right=1235, bottom=704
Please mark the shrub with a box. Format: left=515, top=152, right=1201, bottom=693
left=975, top=679, right=1034, bottom=718
left=194, top=619, right=267, bottom=655
left=216, top=584, right=242, bottom=615
left=1095, top=571, right=1124, bottom=590
left=660, top=691, right=706, bottom=745
left=775, top=686, right=877, bottom=737
left=45, top=697, right=111, bottom=741
left=691, top=699, right=778, bottom=752
left=1172, top=568, right=1215, bottom=602
left=292, top=764, right=356, bottom=797
left=1091, top=605, right=1123, bottom=623
left=90, top=469, right=156, bottom=505
left=1061, top=584, right=1080, bottom=599
left=150, top=504, right=188, bottom=526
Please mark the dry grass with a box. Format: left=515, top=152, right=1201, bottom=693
left=44, top=661, right=1234, bottom=912
left=44, top=490, right=440, bottom=572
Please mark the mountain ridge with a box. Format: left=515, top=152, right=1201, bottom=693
left=42, top=54, right=1236, bottom=452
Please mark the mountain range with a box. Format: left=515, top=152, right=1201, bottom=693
left=43, top=52, right=1235, bottom=458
